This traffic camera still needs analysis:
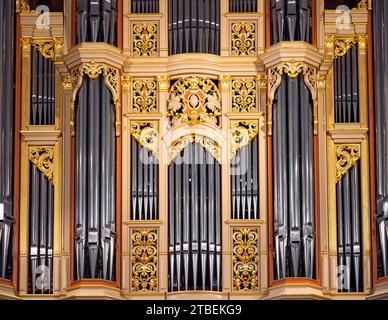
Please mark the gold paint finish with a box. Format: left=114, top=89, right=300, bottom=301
left=336, top=144, right=361, bottom=183
left=130, top=121, right=159, bottom=158
left=133, top=23, right=158, bottom=57
left=132, top=80, right=157, bottom=113
left=231, top=79, right=257, bottom=112
left=28, top=146, right=54, bottom=183
left=231, top=22, right=256, bottom=56
left=230, top=120, right=259, bottom=158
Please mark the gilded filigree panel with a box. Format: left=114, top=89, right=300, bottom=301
left=131, top=228, right=158, bottom=292
left=336, top=144, right=361, bottom=183
left=29, top=146, right=54, bottom=183
left=132, top=23, right=158, bottom=57
left=130, top=121, right=159, bottom=157
left=232, top=228, right=259, bottom=291
left=231, top=22, right=256, bottom=56
left=232, top=79, right=257, bottom=112
left=230, top=120, right=259, bottom=158
left=132, top=80, right=157, bottom=113
left=168, top=76, right=221, bottom=127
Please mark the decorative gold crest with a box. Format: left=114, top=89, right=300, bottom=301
left=336, top=144, right=361, bottom=183
left=29, top=146, right=54, bottom=183
left=232, top=79, right=257, bottom=112
left=231, top=22, right=256, bottom=56
left=133, top=23, right=158, bottom=57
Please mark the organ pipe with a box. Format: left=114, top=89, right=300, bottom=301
left=231, top=138, right=259, bottom=220
left=168, top=0, right=220, bottom=55
left=374, top=0, right=388, bottom=278
left=336, top=163, right=363, bottom=292
left=0, top=0, right=15, bottom=280
left=271, top=0, right=312, bottom=44
left=131, top=138, right=159, bottom=220
left=229, top=0, right=257, bottom=12
left=273, top=75, right=315, bottom=279
left=169, top=142, right=222, bottom=291
left=131, top=0, right=159, bottom=13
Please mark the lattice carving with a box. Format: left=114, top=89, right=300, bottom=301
left=29, top=146, right=54, bottom=183
left=132, top=80, right=157, bottom=113
left=232, top=79, right=257, bottom=112
left=231, top=22, right=256, bottom=56
left=230, top=120, right=259, bottom=158
left=131, top=229, right=158, bottom=292
left=130, top=121, right=159, bottom=157
left=233, top=228, right=259, bottom=291
left=168, top=76, right=221, bottom=127
left=336, top=144, right=361, bottom=183
left=133, top=23, right=158, bottom=57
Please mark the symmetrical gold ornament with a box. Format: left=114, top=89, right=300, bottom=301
left=256, top=74, right=267, bottom=89
left=358, top=0, right=368, bottom=9
left=358, top=35, right=367, bottom=49
left=232, top=79, right=257, bottom=112
left=62, top=76, right=72, bottom=91
left=16, top=0, right=31, bottom=13
left=131, top=229, right=158, bottom=292
left=157, top=75, right=170, bottom=92
left=230, top=120, right=259, bottom=158
left=130, top=121, right=159, bottom=158
left=29, top=146, right=54, bottom=183
left=122, top=75, right=132, bottom=92
left=168, top=76, right=221, bottom=127
left=21, top=37, right=32, bottom=51
left=317, top=75, right=327, bottom=89
left=132, top=80, right=157, bottom=113
left=232, top=228, right=259, bottom=291
left=267, top=62, right=318, bottom=135
left=169, top=135, right=221, bottom=164
left=219, top=75, right=232, bottom=91
left=70, top=62, right=120, bottom=136
left=231, top=22, right=256, bottom=56
left=133, top=23, right=158, bottom=57
left=336, top=144, right=361, bottom=183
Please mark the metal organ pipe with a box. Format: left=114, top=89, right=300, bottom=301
left=270, top=0, right=312, bottom=44
left=74, top=0, right=117, bottom=281
left=0, top=0, right=15, bottom=280
left=229, top=0, right=257, bottom=12
left=169, top=0, right=220, bottom=55
left=169, top=142, right=222, bottom=291
left=374, top=0, right=388, bottom=278
left=273, top=75, right=315, bottom=280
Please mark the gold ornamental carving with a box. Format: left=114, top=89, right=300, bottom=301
left=62, top=76, right=72, bottom=91
left=122, top=75, right=132, bottom=92
left=29, top=38, right=64, bottom=61
left=219, top=75, right=232, bottom=91
left=336, top=144, right=361, bottom=183
left=232, top=228, right=259, bottom=291
left=157, top=75, right=170, bottom=92
left=169, top=135, right=221, bottom=164
left=357, top=0, right=370, bottom=10
left=133, top=23, right=158, bottom=57
left=132, top=80, right=157, bottom=113
left=358, top=35, right=367, bottom=49
left=29, top=146, right=54, bottom=183
left=256, top=74, right=267, bottom=89
left=232, top=79, right=257, bottom=112
left=326, top=36, right=359, bottom=59
left=16, top=0, right=31, bottom=13
left=230, top=120, right=259, bottom=158
left=267, top=62, right=318, bottom=136
left=231, top=22, right=256, bottom=56
left=70, top=62, right=120, bottom=136
left=130, top=121, right=159, bottom=158
left=21, top=37, right=32, bottom=51
left=131, top=229, right=158, bottom=292
left=168, top=76, right=221, bottom=127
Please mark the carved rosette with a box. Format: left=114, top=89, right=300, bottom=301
left=230, top=120, right=259, bottom=158
left=130, top=121, right=159, bottom=158
left=70, top=62, right=120, bottom=136
left=133, top=23, right=158, bottom=57
left=168, top=76, right=221, bottom=127
left=169, top=135, right=221, bottom=164
left=29, top=147, right=54, bottom=183
left=231, top=22, right=256, bottom=56
left=267, top=62, right=318, bottom=136
left=232, top=79, right=257, bottom=112
left=232, top=228, right=259, bottom=291
left=336, top=144, right=361, bottom=183
left=132, top=80, right=157, bottom=113
left=131, top=229, right=158, bottom=292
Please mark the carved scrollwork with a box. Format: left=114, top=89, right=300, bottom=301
left=267, top=62, right=317, bottom=136
left=230, top=120, right=259, bottom=158
left=131, top=228, right=158, bottom=292
left=168, top=76, right=221, bottom=127
left=16, top=0, right=31, bottom=13
left=30, top=38, right=63, bottom=61
left=231, top=22, right=256, bottom=56
left=132, top=80, right=157, bottom=113
left=333, top=38, right=358, bottom=59
left=130, top=121, right=159, bottom=158
left=29, top=146, right=54, bottom=183
left=232, top=79, right=257, bottom=112
left=133, top=23, right=158, bottom=57
left=169, top=135, right=221, bottom=164
left=232, top=228, right=259, bottom=291
left=336, top=144, right=361, bottom=183
left=70, top=62, right=120, bottom=136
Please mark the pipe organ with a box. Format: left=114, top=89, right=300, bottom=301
left=1, top=0, right=388, bottom=300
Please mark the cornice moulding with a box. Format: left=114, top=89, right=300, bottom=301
left=324, top=10, right=368, bottom=35
left=261, top=41, right=323, bottom=69
left=21, top=128, right=61, bottom=146
left=328, top=125, right=368, bottom=143
left=20, top=13, right=64, bottom=38
left=64, top=43, right=125, bottom=71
